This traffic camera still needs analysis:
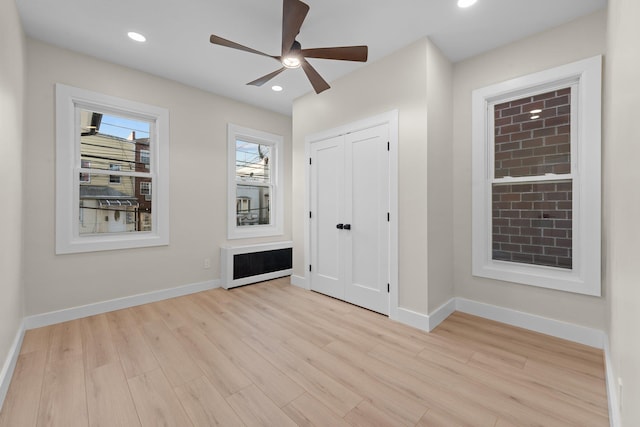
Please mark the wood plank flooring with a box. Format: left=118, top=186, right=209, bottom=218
left=0, top=277, right=609, bottom=426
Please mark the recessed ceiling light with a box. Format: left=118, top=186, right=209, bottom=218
left=272, top=85, right=283, bottom=92
left=127, top=32, right=146, bottom=43
left=457, top=0, right=477, bottom=8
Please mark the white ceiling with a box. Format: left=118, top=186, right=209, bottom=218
left=16, top=0, right=606, bottom=116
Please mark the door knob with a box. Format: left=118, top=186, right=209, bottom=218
left=336, top=223, right=344, bottom=229
left=343, top=224, right=351, bottom=230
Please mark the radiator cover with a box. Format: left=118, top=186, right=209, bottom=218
left=220, top=241, right=293, bottom=289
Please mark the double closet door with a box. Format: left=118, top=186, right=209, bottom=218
left=309, top=123, right=390, bottom=315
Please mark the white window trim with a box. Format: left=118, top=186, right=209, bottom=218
left=227, top=123, right=283, bottom=239
left=471, top=55, right=601, bottom=296
left=56, top=83, right=170, bottom=254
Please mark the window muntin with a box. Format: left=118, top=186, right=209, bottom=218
left=471, top=56, right=601, bottom=296
left=227, top=124, right=283, bottom=239
left=56, top=84, right=169, bottom=253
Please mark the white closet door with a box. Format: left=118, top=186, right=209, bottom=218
left=310, top=135, right=345, bottom=300
left=344, top=124, right=390, bottom=315
left=310, top=123, right=390, bottom=315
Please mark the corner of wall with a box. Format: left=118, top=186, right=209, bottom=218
left=426, top=38, right=455, bottom=312
left=0, top=0, right=27, bottom=412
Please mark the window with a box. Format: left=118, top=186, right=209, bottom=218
left=227, top=124, right=283, bottom=239
left=140, top=181, right=151, bottom=196
left=80, top=160, right=91, bottom=183
left=56, top=84, right=169, bottom=254
left=140, top=149, right=150, bottom=169
left=472, top=56, right=601, bottom=296
left=109, top=164, right=121, bottom=184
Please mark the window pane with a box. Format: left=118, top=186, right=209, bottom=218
left=236, top=140, right=271, bottom=183
left=79, top=174, right=152, bottom=234
left=236, top=184, right=270, bottom=226
left=492, top=181, right=572, bottom=269
left=494, top=88, right=571, bottom=179
left=78, top=109, right=153, bottom=236
left=79, top=109, right=151, bottom=172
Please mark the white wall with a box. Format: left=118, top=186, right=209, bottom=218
left=426, top=41, right=454, bottom=312
left=452, top=10, right=608, bottom=330
left=605, top=0, right=640, bottom=424
left=292, top=38, right=454, bottom=315
left=24, top=39, right=292, bottom=316
left=0, top=0, right=26, bottom=392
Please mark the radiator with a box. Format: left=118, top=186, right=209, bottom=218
left=220, top=241, right=293, bottom=289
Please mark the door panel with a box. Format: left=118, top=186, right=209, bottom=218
left=310, top=136, right=344, bottom=300
left=344, top=124, right=389, bottom=314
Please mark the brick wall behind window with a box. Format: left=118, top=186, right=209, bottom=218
left=492, top=181, right=572, bottom=269
left=494, top=88, right=571, bottom=179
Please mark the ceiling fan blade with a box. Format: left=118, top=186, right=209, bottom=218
left=247, top=67, right=287, bottom=87
left=301, top=59, right=330, bottom=94
left=282, top=0, right=309, bottom=56
left=210, top=35, right=279, bottom=60
left=301, top=46, right=368, bottom=62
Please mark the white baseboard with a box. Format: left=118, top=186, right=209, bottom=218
left=0, top=322, right=25, bottom=412
left=394, top=298, right=456, bottom=332
left=392, top=297, right=605, bottom=349
left=24, top=279, right=220, bottom=330
left=428, top=298, right=457, bottom=331
left=455, top=298, right=605, bottom=349
left=395, top=307, right=430, bottom=331
left=603, top=337, right=621, bottom=427
left=290, top=274, right=309, bottom=290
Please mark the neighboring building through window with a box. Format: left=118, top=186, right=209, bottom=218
left=227, top=124, right=283, bottom=239
left=472, top=56, right=602, bottom=296
left=56, top=84, right=169, bottom=254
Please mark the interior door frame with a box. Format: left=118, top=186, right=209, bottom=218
left=304, top=110, right=399, bottom=319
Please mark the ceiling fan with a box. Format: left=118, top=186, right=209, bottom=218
left=209, top=0, right=368, bottom=94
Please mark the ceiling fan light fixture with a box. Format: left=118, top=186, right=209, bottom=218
left=282, top=56, right=301, bottom=69
left=457, top=0, right=478, bottom=8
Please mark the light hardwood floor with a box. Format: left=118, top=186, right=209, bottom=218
left=0, top=278, right=609, bottom=426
